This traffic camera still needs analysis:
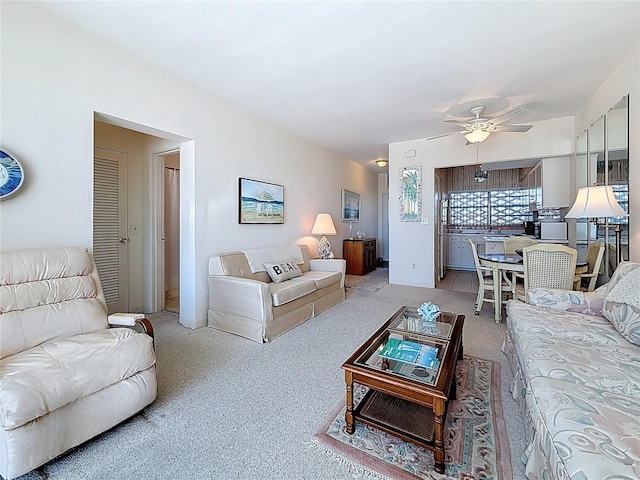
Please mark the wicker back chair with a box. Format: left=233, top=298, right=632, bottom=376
left=514, top=243, right=578, bottom=302
left=576, top=242, right=605, bottom=291
left=503, top=237, right=538, bottom=255
left=468, top=239, right=512, bottom=315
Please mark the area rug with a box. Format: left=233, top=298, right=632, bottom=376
left=345, top=268, right=389, bottom=292
left=310, top=356, right=512, bottom=480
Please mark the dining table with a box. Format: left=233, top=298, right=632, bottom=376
left=477, top=253, right=588, bottom=323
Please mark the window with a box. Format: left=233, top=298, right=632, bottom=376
left=449, top=189, right=529, bottom=227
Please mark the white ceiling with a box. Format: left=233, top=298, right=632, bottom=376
left=37, top=1, right=639, bottom=171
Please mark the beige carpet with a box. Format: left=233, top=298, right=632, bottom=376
left=19, top=284, right=526, bottom=479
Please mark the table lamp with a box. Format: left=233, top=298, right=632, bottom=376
left=311, top=213, right=337, bottom=259
left=565, top=185, right=628, bottom=266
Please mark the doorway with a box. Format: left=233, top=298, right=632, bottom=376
left=163, top=153, right=180, bottom=313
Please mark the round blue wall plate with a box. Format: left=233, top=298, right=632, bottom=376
left=0, top=148, right=25, bottom=200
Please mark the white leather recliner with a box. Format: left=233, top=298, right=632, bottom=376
left=0, top=247, right=157, bottom=479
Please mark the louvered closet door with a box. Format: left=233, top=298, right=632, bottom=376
left=93, top=147, right=128, bottom=313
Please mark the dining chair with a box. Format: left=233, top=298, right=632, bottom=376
left=503, top=236, right=538, bottom=254
left=468, top=239, right=512, bottom=315
left=575, top=242, right=605, bottom=291
left=513, top=243, right=578, bottom=302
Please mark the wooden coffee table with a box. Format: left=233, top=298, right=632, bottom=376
left=341, top=306, right=464, bottom=474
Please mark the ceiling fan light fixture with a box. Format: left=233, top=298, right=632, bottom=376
left=465, top=130, right=491, bottom=144
left=375, top=159, right=388, bottom=167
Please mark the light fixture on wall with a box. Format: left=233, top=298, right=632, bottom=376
left=375, top=159, right=389, bottom=167
left=565, top=184, right=628, bottom=266
left=465, top=129, right=491, bottom=144
left=473, top=143, right=488, bottom=183
left=311, top=213, right=337, bottom=259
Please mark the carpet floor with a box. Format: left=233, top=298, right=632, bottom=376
left=18, top=276, right=526, bottom=480
left=312, top=356, right=512, bottom=480
left=346, top=268, right=390, bottom=292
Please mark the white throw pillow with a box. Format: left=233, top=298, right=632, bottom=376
left=263, top=258, right=302, bottom=283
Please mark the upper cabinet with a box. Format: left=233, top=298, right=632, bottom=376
left=526, top=157, right=571, bottom=210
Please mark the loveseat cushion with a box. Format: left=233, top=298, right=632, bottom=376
left=268, top=277, right=316, bottom=306
left=299, top=271, right=342, bottom=290
left=0, top=328, right=155, bottom=430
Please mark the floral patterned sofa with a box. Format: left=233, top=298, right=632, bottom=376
left=503, top=261, right=640, bottom=480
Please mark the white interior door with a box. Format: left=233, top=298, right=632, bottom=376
left=94, top=147, right=128, bottom=313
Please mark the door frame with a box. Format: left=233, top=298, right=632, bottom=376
left=150, top=147, right=180, bottom=313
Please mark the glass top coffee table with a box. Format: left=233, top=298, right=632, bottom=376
left=341, top=306, right=465, bottom=474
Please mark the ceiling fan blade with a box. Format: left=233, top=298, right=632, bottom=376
left=492, top=124, right=533, bottom=133
left=489, top=108, right=528, bottom=125
left=425, top=130, right=466, bottom=141
left=443, top=119, right=470, bottom=128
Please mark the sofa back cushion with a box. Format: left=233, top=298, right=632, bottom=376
left=208, top=245, right=311, bottom=282
left=600, top=262, right=640, bottom=346
left=0, top=247, right=109, bottom=359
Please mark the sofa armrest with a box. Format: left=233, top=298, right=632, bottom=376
left=527, top=288, right=604, bottom=316
left=309, top=259, right=346, bottom=288
left=207, top=276, right=274, bottom=323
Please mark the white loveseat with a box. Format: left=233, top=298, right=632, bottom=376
left=0, top=247, right=157, bottom=480
left=207, top=245, right=345, bottom=343
left=503, top=261, right=640, bottom=479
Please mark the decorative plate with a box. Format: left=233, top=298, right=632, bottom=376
left=0, top=148, right=25, bottom=200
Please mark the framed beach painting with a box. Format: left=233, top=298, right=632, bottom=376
left=342, top=189, right=361, bottom=222
left=239, top=177, right=284, bottom=224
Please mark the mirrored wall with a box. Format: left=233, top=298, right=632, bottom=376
left=575, top=95, right=629, bottom=275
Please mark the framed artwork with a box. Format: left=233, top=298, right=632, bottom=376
left=0, top=148, right=25, bottom=201
left=239, top=177, right=284, bottom=224
left=342, top=189, right=361, bottom=222
left=400, top=166, right=422, bottom=222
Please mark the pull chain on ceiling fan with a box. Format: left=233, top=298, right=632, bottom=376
left=474, top=142, right=487, bottom=183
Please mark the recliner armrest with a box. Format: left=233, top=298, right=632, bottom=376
left=108, top=313, right=155, bottom=345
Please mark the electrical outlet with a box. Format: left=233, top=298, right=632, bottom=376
left=412, top=263, right=416, bottom=269
left=421, top=217, right=429, bottom=225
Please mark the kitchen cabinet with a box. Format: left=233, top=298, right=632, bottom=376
left=447, top=234, right=484, bottom=270
left=343, top=238, right=376, bottom=275
left=526, top=157, right=571, bottom=210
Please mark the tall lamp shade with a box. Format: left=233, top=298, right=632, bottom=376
left=565, top=185, right=627, bottom=219
left=311, top=213, right=337, bottom=259
left=565, top=185, right=628, bottom=267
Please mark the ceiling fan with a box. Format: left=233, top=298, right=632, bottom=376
left=427, top=105, right=533, bottom=144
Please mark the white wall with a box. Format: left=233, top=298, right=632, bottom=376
left=388, top=43, right=639, bottom=288
left=0, top=3, right=377, bottom=328
left=574, top=45, right=639, bottom=262
left=388, top=117, right=575, bottom=287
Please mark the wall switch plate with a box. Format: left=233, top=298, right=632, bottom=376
left=421, top=218, right=429, bottom=224
left=405, top=150, right=416, bottom=158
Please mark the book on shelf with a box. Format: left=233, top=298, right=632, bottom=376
left=379, top=337, right=438, bottom=368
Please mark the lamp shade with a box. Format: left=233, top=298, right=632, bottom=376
left=565, top=185, right=628, bottom=218
left=311, top=213, right=337, bottom=235
left=464, top=130, right=490, bottom=144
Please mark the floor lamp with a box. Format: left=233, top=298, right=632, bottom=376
left=565, top=185, right=628, bottom=270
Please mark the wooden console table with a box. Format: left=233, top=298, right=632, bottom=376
left=343, top=238, right=376, bottom=275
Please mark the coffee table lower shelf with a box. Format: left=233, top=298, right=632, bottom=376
left=353, top=388, right=437, bottom=449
